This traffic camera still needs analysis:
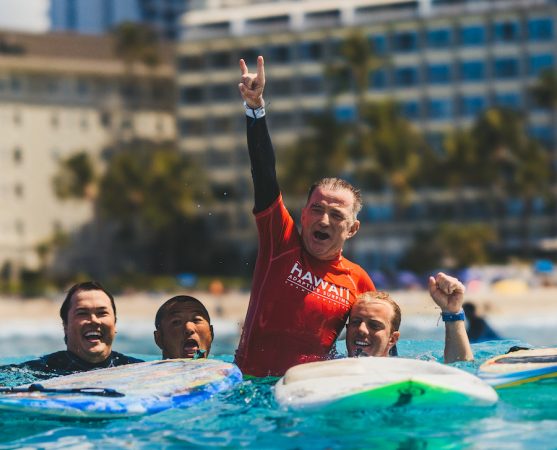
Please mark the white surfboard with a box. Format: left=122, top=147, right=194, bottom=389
left=274, top=357, right=498, bottom=410
left=0, top=358, right=242, bottom=419
left=478, top=347, right=557, bottom=388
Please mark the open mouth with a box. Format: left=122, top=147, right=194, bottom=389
left=183, top=338, right=199, bottom=357
left=83, top=330, right=102, bottom=343
left=313, top=230, right=330, bottom=241
left=354, top=340, right=369, bottom=347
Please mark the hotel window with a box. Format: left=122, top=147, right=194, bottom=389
left=268, top=112, right=292, bottom=129
left=179, top=118, right=205, bottom=136
left=301, top=75, right=323, bottom=95
left=180, top=86, right=204, bottom=104
left=493, top=20, right=520, bottom=43
left=459, top=61, right=485, bottom=82
left=298, top=41, right=323, bottom=61
left=528, top=18, right=553, bottom=41
left=427, top=28, right=452, bottom=49
left=460, top=95, right=486, bottom=117
left=178, top=55, right=203, bottom=71
left=427, top=64, right=451, bottom=84
left=211, top=116, right=235, bottom=134
left=238, top=47, right=260, bottom=64
left=268, top=44, right=292, bottom=63
left=10, top=76, right=22, bottom=93
left=14, top=183, right=23, bottom=198
left=529, top=54, right=554, bottom=77
left=459, top=25, right=485, bottom=46
left=427, top=98, right=453, bottom=119
left=369, top=70, right=388, bottom=89
left=400, top=100, right=421, bottom=120
left=209, top=84, right=232, bottom=101
left=529, top=125, right=554, bottom=147
left=13, top=147, right=22, bottom=164
left=395, top=67, right=419, bottom=87
left=495, top=92, right=521, bottom=109
left=493, top=58, right=519, bottom=79
left=334, top=105, right=356, bottom=122
left=392, top=31, right=419, bottom=52
left=206, top=51, right=230, bottom=69
left=77, top=79, right=89, bottom=96
left=270, top=79, right=294, bottom=97
left=369, top=34, right=387, bottom=55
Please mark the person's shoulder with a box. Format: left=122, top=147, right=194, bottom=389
left=340, top=258, right=374, bottom=286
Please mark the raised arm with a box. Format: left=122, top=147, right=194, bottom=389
left=428, top=272, right=474, bottom=363
left=238, top=56, right=279, bottom=213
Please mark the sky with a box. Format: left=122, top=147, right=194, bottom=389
left=0, top=0, right=49, bottom=33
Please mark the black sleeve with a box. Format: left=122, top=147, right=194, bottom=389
left=246, top=116, right=280, bottom=213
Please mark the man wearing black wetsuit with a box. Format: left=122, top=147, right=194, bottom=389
left=8, top=281, right=142, bottom=379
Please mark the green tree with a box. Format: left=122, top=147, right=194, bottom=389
left=402, top=223, right=498, bottom=272
left=112, top=22, right=160, bottom=72
left=281, top=111, right=350, bottom=195
left=357, top=100, right=434, bottom=211
left=52, top=152, right=97, bottom=200
left=442, top=108, right=551, bottom=256
left=98, top=140, right=210, bottom=274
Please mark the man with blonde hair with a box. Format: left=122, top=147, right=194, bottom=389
left=346, top=272, right=473, bottom=363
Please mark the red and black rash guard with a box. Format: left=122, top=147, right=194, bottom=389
left=234, top=115, right=375, bottom=377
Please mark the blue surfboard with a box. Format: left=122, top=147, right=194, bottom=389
left=0, top=358, right=242, bottom=418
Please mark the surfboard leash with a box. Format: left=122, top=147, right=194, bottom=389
left=0, top=383, right=125, bottom=397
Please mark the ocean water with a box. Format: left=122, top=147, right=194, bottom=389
left=0, top=319, right=556, bottom=449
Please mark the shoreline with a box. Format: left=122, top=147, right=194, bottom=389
left=1, top=286, right=556, bottom=323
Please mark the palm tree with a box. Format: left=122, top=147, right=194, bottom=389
left=470, top=108, right=550, bottom=256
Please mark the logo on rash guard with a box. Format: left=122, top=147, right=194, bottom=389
left=286, top=262, right=351, bottom=307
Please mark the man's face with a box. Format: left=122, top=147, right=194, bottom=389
left=346, top=300, right=400, bottom=357
left=301, top=186, right=360, bottom=261
left=64, top=289, right=116, bottom=363
left=154, top=301, right=213, bottom=359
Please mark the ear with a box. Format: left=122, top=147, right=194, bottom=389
left=347, top=219, right=360, bottom=238
left=154, top=330, right=163, bottom=350
left=210, top=325, right=214, bottom=341
left=388, top=331, right=400, bottom=350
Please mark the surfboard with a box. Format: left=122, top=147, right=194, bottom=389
left=274, top=357, right=498, bottom=410
left=0, top=358, right=242, bottom=418
left=478, top=347, right=557, bottom=389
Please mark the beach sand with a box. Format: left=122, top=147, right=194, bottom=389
left=1, top=287, right=556, bottom=324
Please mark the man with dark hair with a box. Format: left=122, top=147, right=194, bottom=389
left=235, top=56, right=375, bottom=377
left=346, top=272, right=474, bottom=364
left=462, top=302, right=501, bottom=343
left=9, top=281, right=142, bottom=379
left=154, top=295, right=214, bottom=359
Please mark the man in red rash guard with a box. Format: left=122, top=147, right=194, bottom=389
left=235, top=56, right=375, bottom=377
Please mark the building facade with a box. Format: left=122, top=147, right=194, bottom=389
left=50, top=0, right=190, bottom=40
left=0, top=30, right=175, bottom=275
left=177, top=0, right=557, bottom=271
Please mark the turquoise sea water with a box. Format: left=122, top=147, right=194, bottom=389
left=0, top=327, right=556, bottom=449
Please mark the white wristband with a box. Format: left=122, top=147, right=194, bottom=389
left=244, top=101, right=266, bottom=119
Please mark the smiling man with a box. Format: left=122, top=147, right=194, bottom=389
left=154, top=296, right=213, bottom=359
left=346, top=272, right=473, bottom=363
left=11, top=281, right=142, bottom=378
left=235, top=56, right=375, bottom=377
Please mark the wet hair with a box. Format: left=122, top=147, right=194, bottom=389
left=59, top=281, right=116, bottom=344
left=307, top=177, right=362, bottom=219
left=353, top=291, right=402, bottom=332
left=155, top=295, right=211, bottom=330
